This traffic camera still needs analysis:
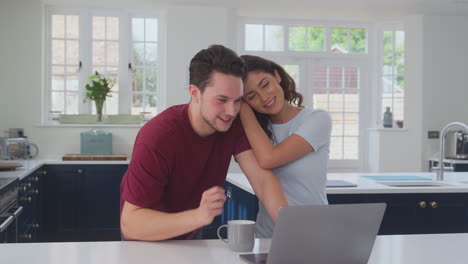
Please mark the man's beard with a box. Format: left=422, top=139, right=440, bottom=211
left=201, top=112, right=220, bottom=133
left=199, top=99, right=220, bottom=133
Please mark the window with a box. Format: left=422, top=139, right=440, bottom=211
left=245, top=24, right=284, bottom=51
left=44, top=8, right=164, bottom=123
left=331, top=27, right=366, bottom=53
left=312, top=65, right=360, bottom=160
left=241, top=19, right=370, bottom=169
left=289, top=25, right=325, bottom=52
left=130, top=17, right=159, bottom=115
left=50, top=14, right=80, bottom=115
left=91, top=15, right=120, bottom=115
left=243, top=23, right=368, bottom=55
left=381, top=28, right=405, bottom=127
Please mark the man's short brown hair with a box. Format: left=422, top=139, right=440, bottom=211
left=189, top=44, right=245, bottom=93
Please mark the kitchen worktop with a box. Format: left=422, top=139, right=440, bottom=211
left=3, top=159, right=468, bottom=193
left=1, top=233, right=468, bottom=264
left=0, top=159, right=129, bottom=180
left=429, top=158, right=468, bottom=164
left=227, top=171, right=468, bottom=194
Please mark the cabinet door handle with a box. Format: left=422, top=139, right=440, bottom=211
left=418, top=201, right=427, bottom=208
left=37, top=170, right=47, bottom=175
left=226, top=186, right=232, bottom=199
left=11, top=206, right=23, bottom=218
left=77, top=169, right=84, bottom=174
left=430, top=201, right=438, bottom=209
left=20, top=234, right=32, bottom=240
left=22, top=196, right=32, bottom=203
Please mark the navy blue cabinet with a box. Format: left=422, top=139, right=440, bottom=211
left=18, top=166, right=45, bottom=243
left=41, top=165, right=127, bottom=242
left=211, top=182, right=468, bottom=236
left=328, top=193, right=468, bottom=235
left=199, top=181, right=259, bottom=239
left=222, top=181, right=259, bottom=223
left=429, top=160, right=468, bottom=172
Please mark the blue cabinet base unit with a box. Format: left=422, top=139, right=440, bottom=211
left=328, top=193, right=468, bottom=235
left=41, top=165, right=128, bottom=242
left=213, top=181, right=468, bottom=236
left=222, top=182, right=259, bottom=223
left=18, top=167, right=45, bottom=243
left=198, top=181, right=259, bottom=239
left=429, top=160, right=468, bottom=172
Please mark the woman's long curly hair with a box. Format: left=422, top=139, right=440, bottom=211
left=241, top=55, right=303, bottom=140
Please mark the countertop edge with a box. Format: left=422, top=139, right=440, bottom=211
left=3, top=160, right=468, bottom=194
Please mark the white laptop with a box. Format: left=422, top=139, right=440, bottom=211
left=240, top=203, right=386, bottom=264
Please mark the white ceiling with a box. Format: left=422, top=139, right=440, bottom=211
left=169, top=0, right=468, bottom=15
left=42, top=0, right=468, bottom=15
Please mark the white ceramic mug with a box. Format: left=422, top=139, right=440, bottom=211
left=217, top=220, right=256, bottom=252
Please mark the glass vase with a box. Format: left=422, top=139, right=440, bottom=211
left=95, top=100, right=104, bottom=122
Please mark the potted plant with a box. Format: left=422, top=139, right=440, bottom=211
left=84, top=71, right=114, bottom=122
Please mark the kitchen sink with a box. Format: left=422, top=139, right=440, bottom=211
left=377, top=181, right=454, bottom=188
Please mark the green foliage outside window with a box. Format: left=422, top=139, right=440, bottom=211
left=146, top=70, right=157, bottom=92
left=349, top=29, right=366, bottom=53
left=331, top=27, right=366, bottom=53
left=308, top=27, right=325, bottom=52
left=289, top=26, right=307, bottom=51
left=289, top=26, right=324, bottom=52
left=383, top=31, right=393, bottom=52
left=383, top=31, right=405, bottom=90
left=331, top=28, right=348, bottom=52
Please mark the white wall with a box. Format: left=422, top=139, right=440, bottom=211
left=422, top=15, right=468, bottom=165
left=0, top=0, right=42, bottom=136
left=165, top=5, right=232, bottom=107
left=0, top=0, right=8, bottom=132
left=1, top=0, right=467, bottom=172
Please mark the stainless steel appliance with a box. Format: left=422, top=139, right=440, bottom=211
left=0, top=177, right=22, bottom=243
left=0, top=137, right=39, bottom=160
left=445, top=130, right=468, bottom=160
left=436, top=123, right=468, bottom=181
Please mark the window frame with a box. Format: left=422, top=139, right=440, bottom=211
left=43, top=6, right=166, bottom=125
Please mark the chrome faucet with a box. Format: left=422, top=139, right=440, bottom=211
left=436, top=122, right=468, bottom=181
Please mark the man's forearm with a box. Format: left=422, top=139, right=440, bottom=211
left=121, top=202, right=203, bottom=241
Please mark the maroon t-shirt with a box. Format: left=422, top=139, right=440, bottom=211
left=120, top=104, right=250, bottom=240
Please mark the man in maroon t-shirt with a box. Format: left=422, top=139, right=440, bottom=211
left=120, top=45, right=287, bottom=241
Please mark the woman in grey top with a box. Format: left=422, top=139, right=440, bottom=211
left=240, top=55, right=332, bottom=238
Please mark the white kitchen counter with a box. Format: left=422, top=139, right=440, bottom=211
left=3, top=159, right=468, bottom=193
left=227, top=171, right=468, bottom=194
left=429, top=158, right=468, bottom=164
left=0, top=159, right=129, bottom=180
left=1, top=233, right=468, bottom=264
